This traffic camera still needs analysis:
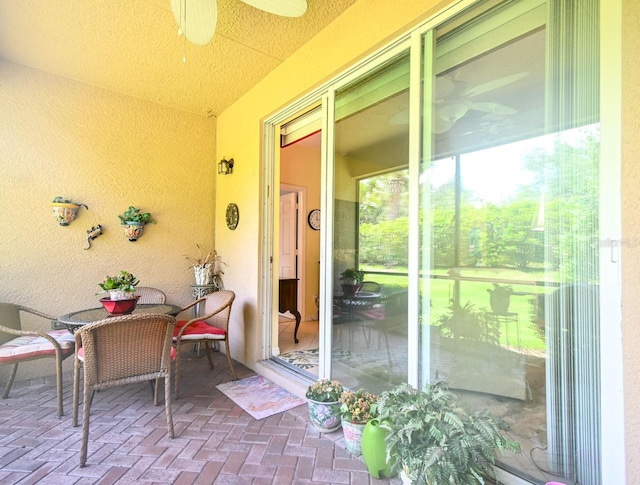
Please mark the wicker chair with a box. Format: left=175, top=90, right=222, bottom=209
left=134, top=287, right=166, bottom=304
left=72, top=313, right=176, bottom=467
left=174, top=290, right=236, bottom=398
left=0, top=302, right=75, bottom=417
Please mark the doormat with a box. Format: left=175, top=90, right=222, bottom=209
left=216, top=375, right=305, bottom=420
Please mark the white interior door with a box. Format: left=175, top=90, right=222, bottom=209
left=279, top=192, right=297, bottom=278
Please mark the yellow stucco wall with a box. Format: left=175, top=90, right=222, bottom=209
left=0, top=60, right=217, bottom=381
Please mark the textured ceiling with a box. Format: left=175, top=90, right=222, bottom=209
left=0, top=0, right=357, bottom=116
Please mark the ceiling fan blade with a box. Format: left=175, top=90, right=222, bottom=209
left=435, top=77, right=455, bottom=100
left=470, top=101, right=517, bottom=115
left=240, top=0, right=307, bottom=17
left=170, top=0, right=218, bottom=46
left=433, top=114, right=456, bottom=134
left=465, top=72, right=529, bottom=97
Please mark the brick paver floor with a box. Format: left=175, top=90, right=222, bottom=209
left=0, top=350, right=400, bottom=484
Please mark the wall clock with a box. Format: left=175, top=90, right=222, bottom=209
left=226, top=203, right=239, bottom=230
left=307, top=209, right=320, bottom=230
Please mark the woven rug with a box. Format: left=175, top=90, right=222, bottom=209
left=216, top=375, right=305, bottom=420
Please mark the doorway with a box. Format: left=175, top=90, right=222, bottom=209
left=275, top=130, right=322, bottom=375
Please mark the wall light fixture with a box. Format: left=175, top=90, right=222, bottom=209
left=218, top=158, right=234, bottom=175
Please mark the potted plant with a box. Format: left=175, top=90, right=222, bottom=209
left=437, top=300, right=498, bottom=343
left=97, top=271, right=139, bottom=300
left=185, top=245, right=226, bottom=288
left=305, top=379, right=344, bottom=433
left=118, top=206, right=155, bottom=241
left=339, top=388, right=379, bottom=455
left=96, top=271, right=140, bottom=314
left=340, top=268, right=365, bottom=296
left=377, top=382, right=521, bottom=484
left=50, top=196, right=88, bottom=226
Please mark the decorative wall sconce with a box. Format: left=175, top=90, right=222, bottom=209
left=218, top=158, right=234, bottom=175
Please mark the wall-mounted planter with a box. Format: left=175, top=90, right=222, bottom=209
left=122, top=221, right=145, bottom=241
left=118, top=206, right=155, bottom=242
left=50, top=197, right=88, bottom=226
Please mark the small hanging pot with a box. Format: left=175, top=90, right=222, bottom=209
left=123, top=221, right=145, bottom=241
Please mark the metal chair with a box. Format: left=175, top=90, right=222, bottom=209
left=72, top=313, right=176, bottom=467
left=174, top=290, right=237, bottom=398
left=0, top=302, right=75, bottom=416
left=134, top=287, right=166, bottom=304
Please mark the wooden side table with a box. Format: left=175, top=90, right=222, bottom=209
left=279, top=278, right=302, bottom=343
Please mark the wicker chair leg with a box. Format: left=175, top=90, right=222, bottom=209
left=2, top=363, right=18, bottom=399
left=165, top=373, right=174, bottom=438
left=153, top=378, right=160, bottom=406
left=72, top=359, right=81, bottom=427
left=224, top=339, right=237, bottom=380
left=80, top=384, right=92, bottom=467
left=174, top=343, right=182, bottom=400
left=204, top=341, right=214, bottom=369
left=55, top=348, right=64, bottom=417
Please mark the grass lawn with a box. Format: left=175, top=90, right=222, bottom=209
left=361, top=265, right=554, bottom=352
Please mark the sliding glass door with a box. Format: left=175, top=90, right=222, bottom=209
left=324, top=0, right=601, bottom=482
left=330, top=51, right=411, bottom=393
left=419, top=0, right=601, bottom=483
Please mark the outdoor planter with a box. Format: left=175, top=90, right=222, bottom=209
left=123, top=221, right=145, bottom=241
left=307, top=399, right=342, bottom=433
left=50, top=197, right=87, bottom=226
left=99, top=297, right=139, bottom=315
left=341, top=420, right=366, bottom=455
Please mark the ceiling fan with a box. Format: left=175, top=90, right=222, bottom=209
left=170, top=0, right=308, bottom=46
left=433, top=72, right=528, bottom=134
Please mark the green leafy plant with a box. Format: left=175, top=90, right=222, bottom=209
left=340, top=268, right=365, bottom=283
left=339, top=389, right=379, bottom=424
left=96, top=271, right=139, bottom=294
left=437, top=300, right=499, bottom=343
left=52, top=196, right=87, bottom=209
left=118, top=206, right=155, bottom=225
left=305, top=379, right=344, bottom=403
left=377, top=382, right=520, bottom=484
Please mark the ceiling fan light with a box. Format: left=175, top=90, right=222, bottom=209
left=240, top=0, right=307, bottom=18
left=170, top=0, right=218, bottom=46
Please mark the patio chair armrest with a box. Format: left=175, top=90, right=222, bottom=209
left=180, top=298, right=205, bottom=313
left=16, top=305, right=56, bottom=321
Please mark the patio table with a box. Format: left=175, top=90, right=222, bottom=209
left=58, top=303, right=183, bottom=333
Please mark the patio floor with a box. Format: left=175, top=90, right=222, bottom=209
left=0, top=350, right=399, bottom=484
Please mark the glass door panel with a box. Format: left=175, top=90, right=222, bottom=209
left=420, top=1, right=600, bottom=483
left=331, top=52, right=410, bottom=394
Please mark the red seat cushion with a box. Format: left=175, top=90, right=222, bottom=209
left=173, top=320, right=226, bottom=340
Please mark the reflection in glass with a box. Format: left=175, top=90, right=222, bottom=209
left=421, top=1, right=600, bottom=482
left=331, top=52, right=410, bottom=394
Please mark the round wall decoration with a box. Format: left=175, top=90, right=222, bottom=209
left=307, top=209, right=320, bottom=230
left=226, top=203, right=239, bottom=230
